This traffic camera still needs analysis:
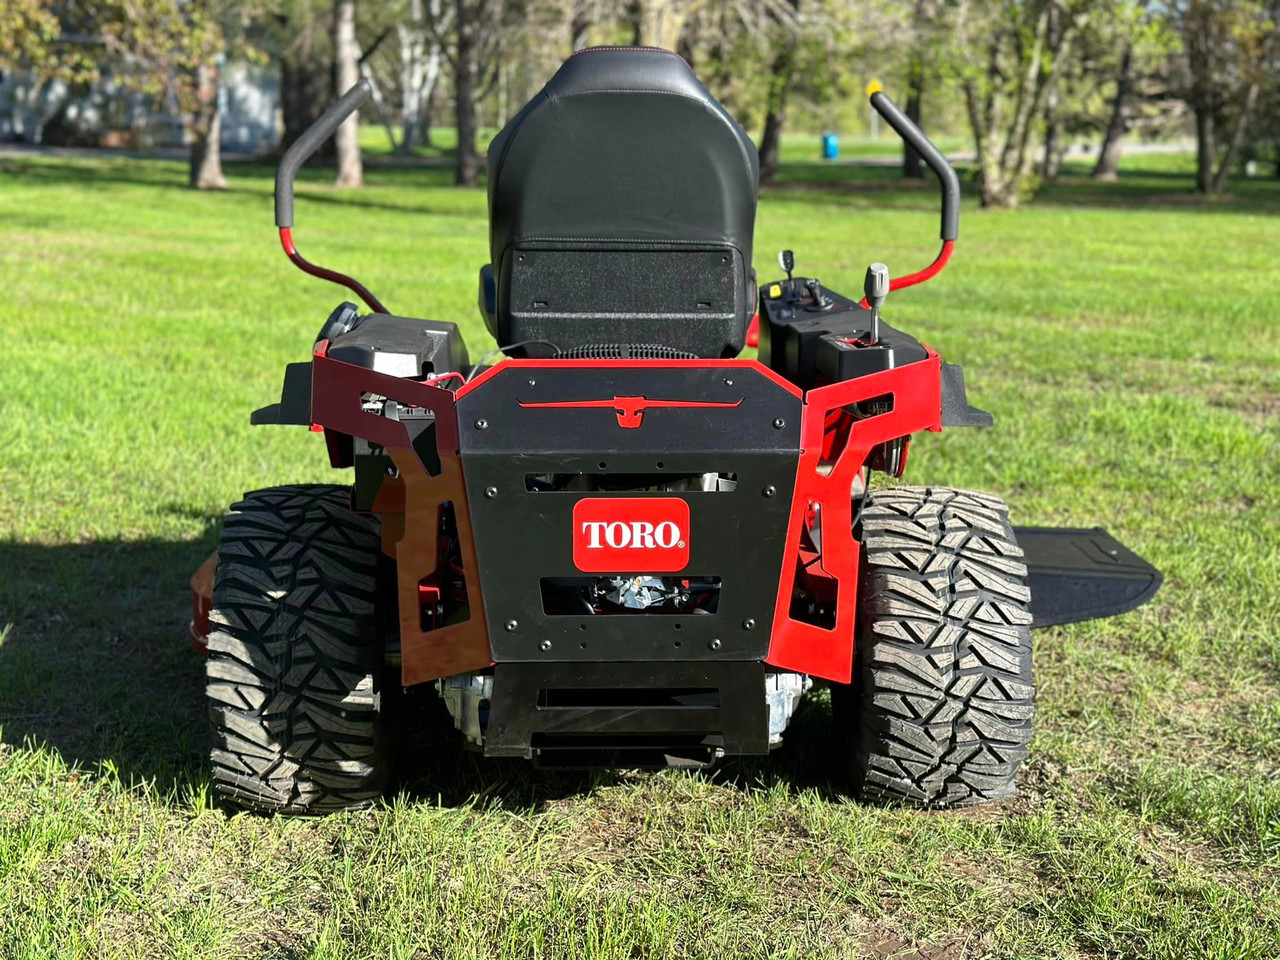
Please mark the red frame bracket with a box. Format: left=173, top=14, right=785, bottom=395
left=310, top=353, right=491, bottom=686
left=765, top=350, right=943, bottom=683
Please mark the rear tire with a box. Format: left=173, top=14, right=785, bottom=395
left=205, top=484, right=388, bottom=814
left=832, top=486, right=1034, bottom=806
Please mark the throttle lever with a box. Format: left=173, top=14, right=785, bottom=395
left=863, top=263, right=889, bottom=344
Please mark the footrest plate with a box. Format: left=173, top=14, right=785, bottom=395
left=1014, top=526, right=1162, bottom=628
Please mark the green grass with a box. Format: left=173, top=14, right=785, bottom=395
left=1, top=148, right=1279, bottom=959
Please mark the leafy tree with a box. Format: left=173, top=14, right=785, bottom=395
left=0, top=1, right=65, bottom=76
left=1169, top=0, right=1279, bottom=193
left=941, top=0, right=1093, bottom=208
left=14, top=0, right=238, bottom=188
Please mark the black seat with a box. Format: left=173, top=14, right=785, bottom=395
left=480, top=47, right=759, bottom=359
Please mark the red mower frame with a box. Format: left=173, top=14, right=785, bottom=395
left=190, top=49, right=1164, bottom=814
left=289, top=345, right=945, bottom=687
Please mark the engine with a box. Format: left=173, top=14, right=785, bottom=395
left=529, top=471, right=735, bottom=616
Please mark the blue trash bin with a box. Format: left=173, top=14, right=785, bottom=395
left=822, top=133, right=839, bottom=161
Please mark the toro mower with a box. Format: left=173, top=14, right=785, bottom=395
left=191, top=47, right=1161, bottom=813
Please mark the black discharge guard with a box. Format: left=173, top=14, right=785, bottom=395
left=1015, top=526, right=1163, bottom=628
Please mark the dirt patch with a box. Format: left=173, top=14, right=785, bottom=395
left=862, top=927, right=982, bottom=960
left=1210, top=391, right=1280, bottom=422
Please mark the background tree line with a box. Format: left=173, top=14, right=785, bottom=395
left=2, top=0, right=1277, bottom=206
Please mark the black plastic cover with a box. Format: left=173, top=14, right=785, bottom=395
left=940, top=362, right=994, bottom=428
left=251, top=362, right=314, bottom=425
left=456, top=363, right=802, bottom=663
left=485, top=661, right=769, bottom=760
left=758, top=277, right=927, bottom=388
left=326, top=313, right=469, bottom=378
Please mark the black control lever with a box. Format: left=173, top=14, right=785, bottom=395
left=805, top=278, right=832, bottom=310
left=777, top=249, right=795, bottom=284
left=275, top=79, right=372, bottom=229
left=273, top=79, right=388, bottom=314
left=869, top=91, right=959, bottom=243
left=863, top=263, right=889, bottom=344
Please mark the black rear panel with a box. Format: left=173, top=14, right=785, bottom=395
left=456, top=364, right=801, bottom=662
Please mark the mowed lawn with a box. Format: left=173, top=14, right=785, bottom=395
left=1, top=147, right=1278, bottom=960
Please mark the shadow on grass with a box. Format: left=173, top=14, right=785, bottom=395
left=0, top=533, right=847, bottom=813
left=0, top=534, right=219, bottom=797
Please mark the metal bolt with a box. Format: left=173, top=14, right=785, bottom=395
left=474, top=418, right=488, bottom=430
left=484, top=486, right=498, bottom=499
left=762, top=485, right=777, bottom=498
left=724, top=378, right=734, bottom=386
left=504, top=619, right=518, bottom=632
left=742, top=618, right=756, bottom=631
left=527, top=378, right=537, bottom=386
left=708, top=638, right=722, bottom=651
left=772, top=418, right=786, bottom=429
left=539, top=639, right=553, bottom=651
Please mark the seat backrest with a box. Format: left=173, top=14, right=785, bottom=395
left=482, top=47, right=759, bottom=358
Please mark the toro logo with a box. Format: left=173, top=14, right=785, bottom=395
left=572, top=498, right=690, bottom=573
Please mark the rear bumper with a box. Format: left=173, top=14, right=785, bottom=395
left=483, top=660, right=770, bottom=765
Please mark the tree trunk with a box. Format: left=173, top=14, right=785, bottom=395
left=638, top=0, right=676, bottom=49
left=758, top=110, right=785, bottom=185
left=998, top=7, right=1049, bottom=176
left=333, top=0, right=363, bottom=187
left=280, top=32, right=331, bottom=156
left=637, top=0, right=706, bottom=50
left=1092, top=45, right=1134, bottom=181
left=398, top=0, right=426, bottom=150
left=1210, top=78, right=1262, bottom=194
left=757, top=44, right=793, bottom=185
left=964, top=75, right=1010, bottom=208
left=398, top=0, right=446, bottom=151
left=1195, top=105, right=1215, bottom=194
left=454, top=0, right=479, bottom=186
left=571, top=4, right=593, bottom=49
left=189, top=60, right=226, bottom=190
left=902, top=0, right=933, bottom=180
left=1040, top=71, right=1062, bottom=180
left=420, top=82, right=438, bottom=148
left=1039, top=4, right=1065, bottom=182
left=903, top=63, right=925, bottom=179
left=418, top=4, right=444, bottom=146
